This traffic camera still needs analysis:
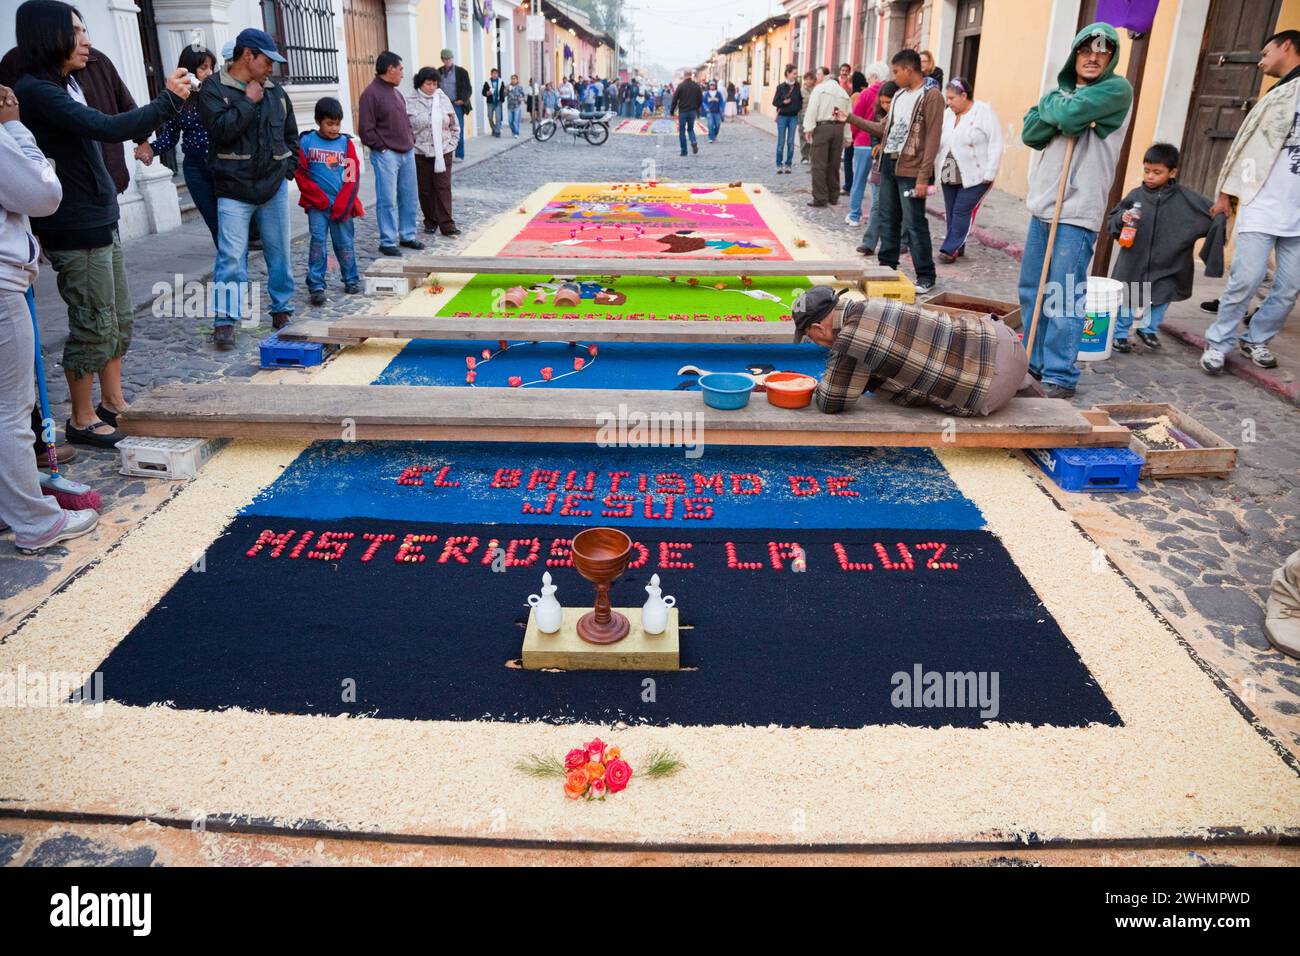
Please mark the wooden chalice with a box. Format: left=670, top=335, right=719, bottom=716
left=571, top=527, right=632, bottom=645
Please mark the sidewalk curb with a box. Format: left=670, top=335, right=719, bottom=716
left=924, top=202, right=1024, bottom=261
left=1159, top=319, right=1300, bottom=407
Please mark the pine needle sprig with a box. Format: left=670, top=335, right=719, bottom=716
left=513, top=753, right=567, bottom=778
left=639, top=748, right=684, bottom=779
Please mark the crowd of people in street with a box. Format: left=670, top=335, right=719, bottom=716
left=0, top=0, right=498, bottom=553
left=769, top=23, right=1297, bottom=403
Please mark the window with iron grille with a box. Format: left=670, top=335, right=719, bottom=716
left=262, top=0, right=339, bottom=85
left=859, top=0, right=876, bottom=64
left=835, top=3, right=852, bottom=68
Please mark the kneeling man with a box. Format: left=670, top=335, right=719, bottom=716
left=793, top=286, right=1038, bottom=417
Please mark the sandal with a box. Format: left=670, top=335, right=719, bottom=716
left=66, top=418, right=123, bottom=448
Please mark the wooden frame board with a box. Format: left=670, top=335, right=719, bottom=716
left=280, top=315, right=795, bottom=344
left=118, top=383, right=1130, bottom=448
left=364, top=255, right=898, bottom=283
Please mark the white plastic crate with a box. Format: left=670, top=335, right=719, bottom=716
left=118, top=436, right=225, bottom=480
left=364, top=274, right=412, bottom=296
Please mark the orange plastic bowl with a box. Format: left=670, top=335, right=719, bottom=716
left=764, top=372, right=818, bottom=408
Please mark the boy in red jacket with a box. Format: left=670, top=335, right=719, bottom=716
left=295, top=97, right=364, bottom=306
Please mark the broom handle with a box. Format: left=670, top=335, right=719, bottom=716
left=26, top=286, right=60, bottom=475
left=1024, top=132, right=1081, bottom=358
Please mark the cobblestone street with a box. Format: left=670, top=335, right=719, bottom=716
left=3, top=115, right=1299, bottom=867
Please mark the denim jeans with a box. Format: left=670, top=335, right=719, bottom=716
left=775, top=114, right=799, bottom=167
left=940, top=180, right=992, bottom=256
left=1115, top=301, right=1168, bottom=340
left=1204, top=231, right=1300, bottom=352
left=183, top=156, right=218, bottom=241
left=876, top=154, right=935, bottom=285
left=508, top=106, right=522, bottom=136
left=1016, top=216, right=1097, bottom=389
left=847, top=146, right=873, bottom=222
left=861, top=181, right=883, bottom=249
left=678, top=110, right=699, bottom=153
left=212, top=180, right=293, bottom=327
left=489, top=101, right=503, bottom=136
left=706, top=112, right=722, bottom=141
left=370, top=147, right=419, bottom=248
left=453, top=105, right=465, bottom=158
left=306, top=210, right=359, bottom=293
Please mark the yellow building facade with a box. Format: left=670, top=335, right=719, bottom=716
left=717, top=0, right=1298, bottom=203
left=920, top=0, right=1300, bottom=202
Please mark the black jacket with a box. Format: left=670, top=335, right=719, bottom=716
left=772, top=81, right=802, bottom=117
left=76, top=51, right=144, bottom=195
left=1107, top=182, right=1226, bottom=305
left=671, top=79, right=703, bottom=115
left=481, top=77, right=504, bottom=105
left=13, top=72, right=181, bottom=247
left=443, top=65, right=473, bottom=112
left=199, top=72, right=299, bottom=206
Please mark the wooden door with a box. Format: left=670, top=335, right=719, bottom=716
left=952, top=0, right=982, bottom=87
left=1180, top=0, right=1283, bottom=196
left=902, top=0, right=923, bottom=52
left=343, top=0, right=389, bottom=132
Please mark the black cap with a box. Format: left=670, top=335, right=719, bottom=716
left=791, top=286, right=844, bottom=343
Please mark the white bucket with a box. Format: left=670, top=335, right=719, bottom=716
left=1079, top=276, right=1124, bottom=361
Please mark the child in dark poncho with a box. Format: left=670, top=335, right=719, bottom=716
left=1107, top=143, right=1226, bottom=352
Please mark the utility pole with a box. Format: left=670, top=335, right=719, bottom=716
left=1093, top=29, right=1151, bottom=277
left=614, top=1, right=623, bottom=77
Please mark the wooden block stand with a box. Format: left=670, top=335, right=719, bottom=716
left=522, top=607, right=680, bottom=671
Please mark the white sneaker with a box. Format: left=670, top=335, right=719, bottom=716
left=1239, top=341, right=1278, bottom=368
left=1199, top=346, right=1226, bottom=374
left=15, top=508, right=98, bottom=554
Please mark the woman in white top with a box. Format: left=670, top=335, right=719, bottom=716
left=406, top=69, right=461, bottom=236
left=933, top=76, right=1003, bottom=264
left=559, top=79, right=576, bottom=108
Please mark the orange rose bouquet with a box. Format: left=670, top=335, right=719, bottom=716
left=514, top=739, right=683, bottom=801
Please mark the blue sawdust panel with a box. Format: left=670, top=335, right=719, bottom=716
left=372, top=339, right=828, bottom=389
left=242, top=441, right=986, bottom=531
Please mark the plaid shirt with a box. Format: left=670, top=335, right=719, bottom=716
left=812, top=298, right=998, bottom=417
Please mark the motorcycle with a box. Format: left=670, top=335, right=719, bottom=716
left=533, top=106, right=613, bottom=146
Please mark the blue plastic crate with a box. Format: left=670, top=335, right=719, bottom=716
left=259, top=333, right=328, bottom=369
left=1027, top=446, right=1144, bottom=493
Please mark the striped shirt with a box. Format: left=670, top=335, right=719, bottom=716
left=812, top=298, right=999, bottom=417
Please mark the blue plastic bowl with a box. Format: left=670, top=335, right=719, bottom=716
left=698, top=372, right=755, bottom=410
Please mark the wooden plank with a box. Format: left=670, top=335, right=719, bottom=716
left=280, top=315, right=795, bottom=344
left=119, top=383, right=1127, bottom=448
left=365, top=255, right=897, bottom=282
left=523, top=607, right=679, bottom=671
left=274, top=318, right=365, bottom=346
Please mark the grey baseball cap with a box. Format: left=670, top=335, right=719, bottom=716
left=791, top=286, right=845, bottom=343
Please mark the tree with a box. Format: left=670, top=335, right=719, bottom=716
left=568, top=0, right=623, bottom=35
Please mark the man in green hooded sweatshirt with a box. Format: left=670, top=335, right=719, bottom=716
left=1016, top=23, right=1133, bottom=398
